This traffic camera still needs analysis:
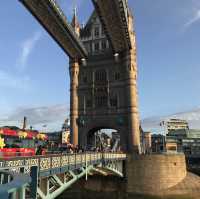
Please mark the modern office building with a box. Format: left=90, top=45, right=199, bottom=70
left=166, top=119, right=189, bottom=133
left=166, top=129, right=200, bottom=156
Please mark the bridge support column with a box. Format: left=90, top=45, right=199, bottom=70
left=57, top=173, right=65, bottom=184
left=30, top=166, right=38, bottom=199
left=124, top=16, right=141, bottom=154
left=18, top=187, right=26, bottom=199
left=11, top=192, right=16, bottom=199
left=39, top=177, right=49, bottom=196
left=69, top=59, right=80, bottom=146
left=126, top=49, right=140, bottom=153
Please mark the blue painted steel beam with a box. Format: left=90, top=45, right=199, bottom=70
left=47, top=165, right=94, bottom=199
left=30, top=166, right=38, bottom=199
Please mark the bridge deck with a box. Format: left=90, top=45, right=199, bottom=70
left=92, top=0, right=132, bottom=53
left=0, top=152, right=126, bottom=177
left=19, top=0, right=88, bottom=59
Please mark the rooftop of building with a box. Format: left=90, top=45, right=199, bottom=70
left=166, top=118, right=188, bottom=123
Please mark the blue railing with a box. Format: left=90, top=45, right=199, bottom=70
left=0, top=152, right=126, bottom=176
left=0, top=170, right=31, bottom=199
left=0, top=152, right=126, bottom=199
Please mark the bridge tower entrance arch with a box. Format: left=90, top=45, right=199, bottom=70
left=83, top=126, right=123, bottom=151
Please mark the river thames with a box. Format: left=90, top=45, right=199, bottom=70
left=57, top=178, right=197, bottom=199
left=58, top=190, right=195, bottom=199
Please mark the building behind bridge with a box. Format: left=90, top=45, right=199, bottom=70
left=166, top=118, right=189, bottom=132
left=167, top=129, right=200, bottom=156
left=150, top=118, right=200, bottom=155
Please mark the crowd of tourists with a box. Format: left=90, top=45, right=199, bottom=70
left=35, top=143, right=116, bottom=155
left=35, top=143, right=85, bottom=155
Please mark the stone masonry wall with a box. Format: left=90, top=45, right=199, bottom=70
left=126, top=154, right=187, bottom=195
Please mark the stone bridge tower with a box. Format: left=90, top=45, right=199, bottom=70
left=70, top=6, right=140, bottom=153
left=20, top=0, right=141, bottom=153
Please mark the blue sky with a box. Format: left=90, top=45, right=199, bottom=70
left=0, top=0, right=200, bottom=131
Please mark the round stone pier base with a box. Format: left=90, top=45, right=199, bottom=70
left=126, top=153, right=187, bottom=195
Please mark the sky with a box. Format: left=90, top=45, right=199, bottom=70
left=0, top=0, right=200, bottom=131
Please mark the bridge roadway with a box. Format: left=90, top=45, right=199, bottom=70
left=0, top=152, right=126, bottom=199
left=92, top=0, right=132, bottom=52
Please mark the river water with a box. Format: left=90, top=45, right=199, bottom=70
left=57, top=188, right=195, bottom=199
left=57, top=175, right=197, bottom=199
left=58, top=191, right=194, bottom=199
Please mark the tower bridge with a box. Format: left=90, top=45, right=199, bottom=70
left=0, top=0, right=198, bottom=198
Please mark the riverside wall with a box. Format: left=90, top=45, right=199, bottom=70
left=126, top=154, right=187, bottom=194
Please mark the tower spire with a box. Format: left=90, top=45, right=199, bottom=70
left=73, top=5, right=77, bottom=18
left=71, top=2, right=80, bottom=36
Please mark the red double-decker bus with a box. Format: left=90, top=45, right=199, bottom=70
left=0, top=127, right=48, bottom=157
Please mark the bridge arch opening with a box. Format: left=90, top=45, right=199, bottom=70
left=86, top=127, right=120, bottom=152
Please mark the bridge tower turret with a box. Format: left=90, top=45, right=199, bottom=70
left=126, top=11, right=140, bottom=153
left=69, top=59, right=80, bottom=146
left=70, top=7, right=81, bottom=146
left=71, top=7, right=80, bottom=37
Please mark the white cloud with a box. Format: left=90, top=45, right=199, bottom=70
left=141, top=107, right=200, bottom=133
left=17, top=31, right=42, bottom=71
left=0, top=104, right=69, bottom=132
left=0, top=70, right=30, bottom=90
left=184, top=9, right=200, bottom=29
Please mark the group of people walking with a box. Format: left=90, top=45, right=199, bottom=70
left=35, top=143, right=85, bottom=155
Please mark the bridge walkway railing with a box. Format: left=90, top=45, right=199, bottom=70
left=0, top=170, right=31, bottom=199
left=0, top=152, right=126, bottom=199
left=0, top=152, right=126, bottom=177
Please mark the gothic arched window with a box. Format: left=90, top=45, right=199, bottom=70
left=114, top=72, right=120, bottom=80
left=102, top=40, right=107, bottom=50
left=94, top=26, right=100, bottom=38
left=95, top=95, right=107, bottom=107
left=94, top=42, right=100, bottom=52
left=86, top=98, right=92, bottom=108
left=95, top=69, right=107, bottom=82
left=110, top=93, right=118, bottom=108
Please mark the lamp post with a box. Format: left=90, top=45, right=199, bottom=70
left=94, top=132, right=97, bottom=148
left=160, top=121, right=166, bottom=152
left=155, top=140, right=158, bottom=153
